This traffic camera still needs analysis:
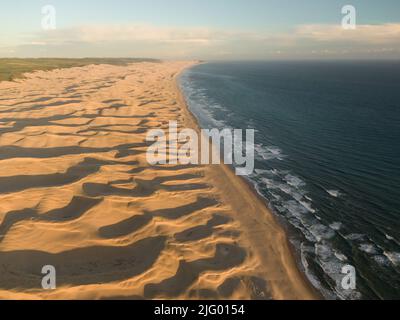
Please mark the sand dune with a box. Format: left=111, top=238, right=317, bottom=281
left=0, top=61, right=317, bottom=300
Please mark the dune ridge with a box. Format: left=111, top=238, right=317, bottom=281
left=0, top=61, right=317, bottom=300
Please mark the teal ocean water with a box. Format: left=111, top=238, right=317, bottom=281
left=179, top=61, right=400, bottom=300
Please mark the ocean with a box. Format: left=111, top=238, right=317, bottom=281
left=179, top=61, right=400, bottom=300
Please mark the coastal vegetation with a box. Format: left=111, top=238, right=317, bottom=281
left=0, top=58, right=159, bottom=82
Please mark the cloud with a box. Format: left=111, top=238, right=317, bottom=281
left=36, top=24, right=242, bottom=45
left=295, top=23, right=400, bottom=44
left=6, top=23, right=400, bottom=59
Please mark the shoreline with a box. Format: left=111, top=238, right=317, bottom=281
left=173, top=62, right=320, bottom=300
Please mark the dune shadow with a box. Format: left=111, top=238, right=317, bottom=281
left=0, top=142, right=147, bottom=161
left=0, top=111, right=157, bottom=136
left=153, top=197, right=219, bottom=220
left=174, top=214, right=232, bottom=243
left=79, top=126, right=148, bottom=135
left=128, top=164, right=199, bottom=174
left=0, top=157, right=139, bottom=194
left=0, top=208, right=35, bottom=241
left=138, top=100, right=162, bottom=107
left=0, top=196, right=102, bottom=241
left=98, top=196, right=219, bottom=239
left=99, top=214, right=153, bottom=239
left=217, top=276, right=270, bottom=299
left=17, top=100, right=82, bottom=113
left=43, top=196, right=102, bottom=221
left=144, top=243, right=246, bottom=298
left=83, top=174, right=209, bottom=199
left=0, top=236, right=166, bottom=289
left=102, top=99, right=122, bottom=104
left=9, top=96, right=55, bottom=107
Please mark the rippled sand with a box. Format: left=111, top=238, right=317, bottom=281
left=0, top=61, right=317, bottom=299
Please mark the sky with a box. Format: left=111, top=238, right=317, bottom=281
left=1, top=0, right=400, bottom=59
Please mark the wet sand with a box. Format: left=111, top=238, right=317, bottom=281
left=0, top=61, right=318, bottom=299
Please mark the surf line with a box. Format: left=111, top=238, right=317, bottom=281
left=146, top=121, right=255, bottom=176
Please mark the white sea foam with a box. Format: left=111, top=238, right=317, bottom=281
left=302, top=248, right=357, bottom=300
left=345, top=233, right=366, bottom=241
left=359, top=243, right=379, bottom=255
left=254, top=168, right=270, bottom=175
left=334, top=250, right=348, bottom=262
left=195, top=103, right=227, bottom=127
left=299, top=200, right=316, bottom=213
left=384, top=234, right=400, bottom=247
left=257, top=170, right=313, bottom=213
left=271, top=193, right=282, bottom=201
left=278, top=183, right=294, bottom=195
left=300, top=244, right=333, bottom=298
left=385, top=234, right=394, bottom=240
left=282, top=200, right=309, bottom=217
left=315, top=243, right=335, bottom=262
left=260, top=177, right=274, bottom=186
left=309, top=224, right=336, bottom=242
left=373, top=255, right=391, bottom=266
left=209, top=103, right=228, bottom=112
left=329, top=222, right=343, bottom=231
left=384, top=251, right=400, bottom=266
left=314, top=242, right=361, bottom=300
left=181, top=80, right=228, bottom=129
left=327, top=189, right=341, bottom=198
left=284, top=174, right=306, bottom=188
left=254, top=144, right=285, bottom=161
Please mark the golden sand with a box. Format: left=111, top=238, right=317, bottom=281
left=0, top=61, right=318, bottom=300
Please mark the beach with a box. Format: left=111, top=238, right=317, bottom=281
left=0, top=61, right=317, bottom=300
